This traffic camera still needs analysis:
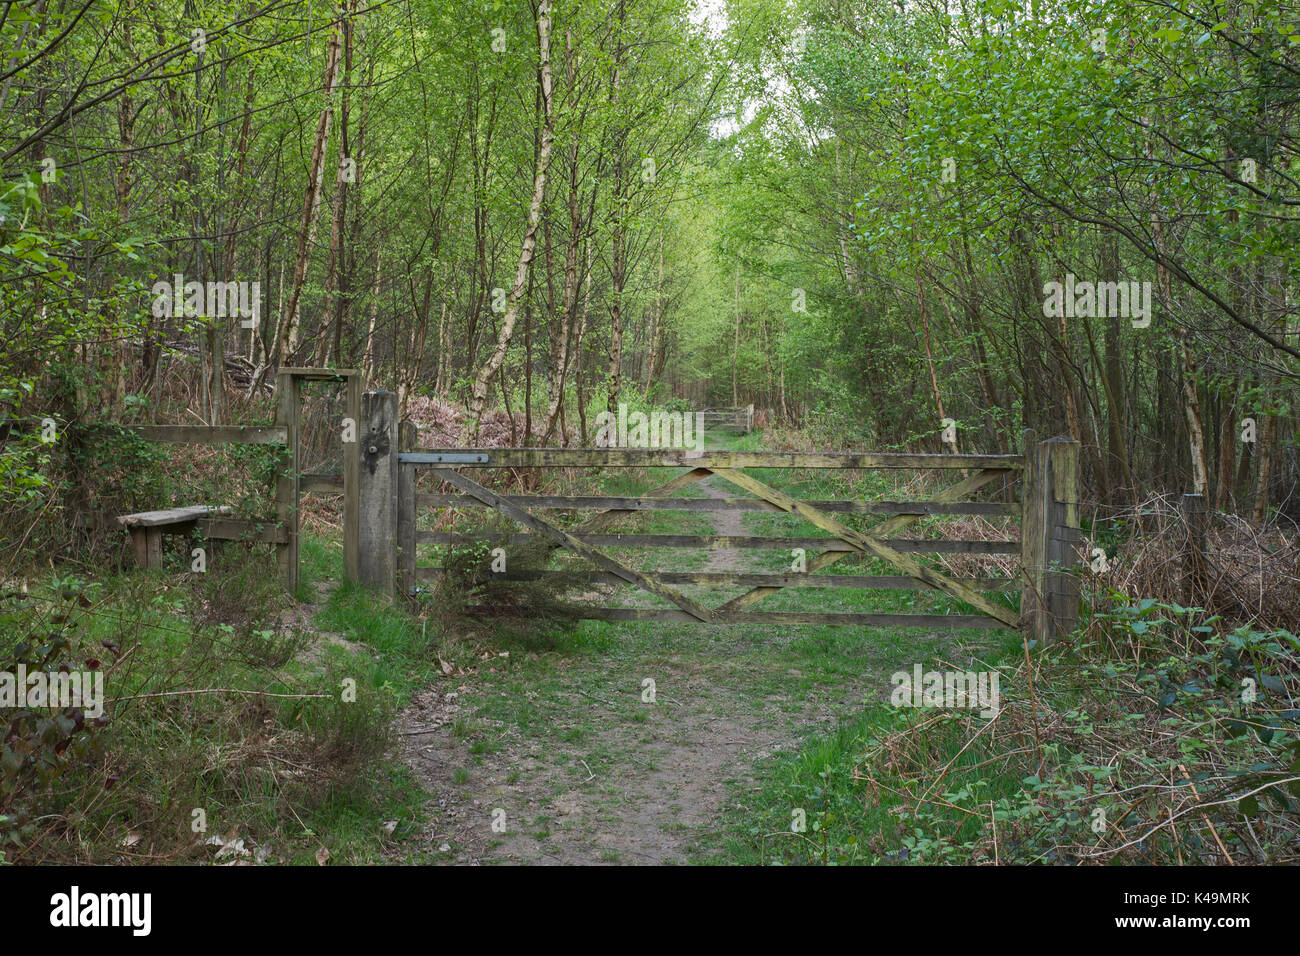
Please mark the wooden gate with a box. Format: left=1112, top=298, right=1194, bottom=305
left=356, top=391, right=1081, bottom=643
left=700, top=405, right=754, bottom=434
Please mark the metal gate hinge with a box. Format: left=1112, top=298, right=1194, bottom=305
left=398, top=452, right=489, bottom=464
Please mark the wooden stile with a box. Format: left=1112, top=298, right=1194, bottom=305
left=108, top=367, right=362, bottom=594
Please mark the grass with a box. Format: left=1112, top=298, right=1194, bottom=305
left=1, top=528, right=442, bottom=865
left=700, top=632, right=1027, bottom=865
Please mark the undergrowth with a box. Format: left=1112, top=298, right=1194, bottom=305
left=717, top=602, right=1299, bottom=865
left=0, top=539, right=424, bottom=865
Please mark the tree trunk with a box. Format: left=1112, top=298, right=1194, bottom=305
left=1100, top=236, right=1135, bottom=503
left=1178, top=329, right=1210, bottom=495
left=605, top=11, right=627, bottom=417
left=645, top=229, right=664, bottom=389
left=1252, top=266, right=1285, bottom=524
left=1215, top=377, right=1238, bottom=511
left=316, top=1, right=356, bottom=367
left=1252, top=410, right=1274, bottom=524
left=916, top=268, right=957, bottom=454
left=463, top=0, right=554, bottom=441
left=607, top=167, right=626, bottom=415
left=269, top=18, right=344, bottom=374
left=112, top=4, right=136, bottom=411
left=363, top=249, right=381, bottom=385
left=434, top=294, right=449, bottom=397
left=732, top=266, right=741, bottom=406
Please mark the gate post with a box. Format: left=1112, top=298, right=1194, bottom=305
left=1021, top=432, right=1082, bottom=646
left=343, top=371, right=364, bottom=583
left=274, top=370, right=301, bottom=594
left=358, top=389, right=398, bottom=594
left=397, top=420, right=418, bottom=598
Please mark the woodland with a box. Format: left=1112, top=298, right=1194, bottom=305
left=0, top=0, right=1298, bottom=868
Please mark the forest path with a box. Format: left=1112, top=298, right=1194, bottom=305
left=699, top=471, right=748, bottom=574
left=395, top=433, right=916, bottom=865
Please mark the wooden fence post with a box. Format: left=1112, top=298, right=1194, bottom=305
left=1020, top=428, right=1043, bottom=640
left=274, top=371, right=300, bottom=594
left=397, top=420, right=417, bottom=598
left=343, top=371, right=363, bottom=583
left=358, top=389, right=398, bottom=594
left=1180, top=492, right=1209, bottom=606
left=1021, top=431, right=1082, bottom=645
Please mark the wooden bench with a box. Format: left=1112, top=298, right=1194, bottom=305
left=116, top=506, right=231, bottom=569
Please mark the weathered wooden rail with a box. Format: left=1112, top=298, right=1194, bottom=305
left=351, top=389, right=1081, bottom=642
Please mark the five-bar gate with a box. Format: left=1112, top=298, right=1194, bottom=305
left=355, top=390, right=1080, bottom=643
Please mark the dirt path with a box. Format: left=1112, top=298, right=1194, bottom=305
left=395, top=461, right=906, bottom=864
left=700, top=473, right=748, bottom=574
left=398, top=671, right=822, bottom=864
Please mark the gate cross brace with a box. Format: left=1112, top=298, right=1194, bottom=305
left=431, top=468, right=716, bottom=623
left=708, top=468, right=1018, bottom=627
left=569, top=467, right=712, bottom=536
left=714, top=468, right=1011, bottom=613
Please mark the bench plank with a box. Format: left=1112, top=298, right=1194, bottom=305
left=115, top=506, right=283, bottom=571
left=200, top=517, right=288, bottom=544
left=116, top=505, right=231, bottom=528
